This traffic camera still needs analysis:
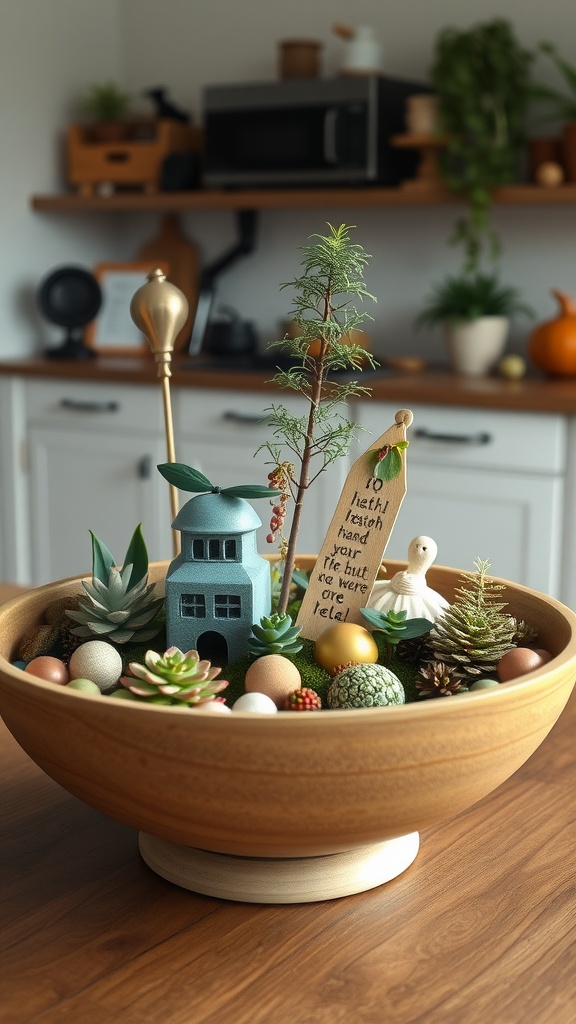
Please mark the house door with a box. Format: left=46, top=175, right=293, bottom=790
left=197, top=630, right=228, bottom=666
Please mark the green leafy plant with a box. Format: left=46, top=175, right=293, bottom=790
left=416, top=273, right=533, bottom=328
left=157, top=464, right=280, bottom=500
left=248, top=613, right=303, bottom=658
left=80, top=81, right=132, bottom=122
left=260, top=223, right=376, bottom=614
left=65, top=525, right=164, bottom=644
left=430, top=19, right=533, bottom=271
left=119, top=647, right=228, bottom=706
left=531, top=42, right=576, bottom=121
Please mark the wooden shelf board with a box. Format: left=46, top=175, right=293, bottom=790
left=29, top=184, right=576, bottom=213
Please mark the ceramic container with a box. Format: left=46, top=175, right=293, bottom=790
left=1, top=560, right=575, bottom=902
left=444, top=316, right=509, bottom=376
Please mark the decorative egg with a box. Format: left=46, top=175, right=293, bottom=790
left=25, top=656, right=69, bottom=685
left=245, top=654, right=301, bottom=708
left=469, top=678, right=500, bottom=691
left=232, top=692, right=278, bottom=714
left=67, top=678, right=102, bottom=695
left=497, top=647, right=552, bottom=682
left=314, top=623, right=378, bottom=674
left=194, top=700, right=232, bottom=714
left=68, top=641, right=123, bottom=693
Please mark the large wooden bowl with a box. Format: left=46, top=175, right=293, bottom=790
left=1, top=560, right=575, bottom=902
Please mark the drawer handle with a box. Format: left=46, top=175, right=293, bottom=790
left=222, top=410, right=264, bottom=426
left=59, top=398, right=120, bottom=414
left=414, top=427, right=492, bottom=446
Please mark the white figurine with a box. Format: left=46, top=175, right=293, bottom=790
left=367, top=536, right=450, bottom=621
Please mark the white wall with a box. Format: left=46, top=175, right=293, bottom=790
left=2, top=0, right=576, bottom=363
left=117, top=0, right=576, bottom=363
left=0, top=0, right=124, bottom=358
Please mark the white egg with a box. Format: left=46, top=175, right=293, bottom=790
left=68, top=641, right=123, bottom=693
left=194, top=701, right=232, bottom=714
left=232, top=692, right=278, bottom=714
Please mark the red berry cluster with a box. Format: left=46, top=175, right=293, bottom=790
left=266, top=462, right=294, bottom=547
left=283, top=687, right=322, bottom=711
left=329, top=661, right=356, bottom=678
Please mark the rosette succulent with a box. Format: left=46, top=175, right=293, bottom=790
left=327, top=663, right=405, bottom=709
left=120, top=647, right=228, bottom=706
left=66, top=525, right=163, bottom=645
left=248, top=613, right=303, bottom=657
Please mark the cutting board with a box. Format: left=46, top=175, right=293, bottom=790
left=137, top=214, right=199, bottom=352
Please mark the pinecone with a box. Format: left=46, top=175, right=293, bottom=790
left=510, top=617, right=539, bottom=647
left=65, top=564, right=164, bottom=645
left=120, top=646, right=228, bottom=706
left=248, top=613, right=303, bottom=657
left=416, top=661, right=469, bottom=699
left=396, top=637, right=428, bottom=663
left=284, top=687, right=322, bottom=711
left=427, top=559, right=516, bottom=676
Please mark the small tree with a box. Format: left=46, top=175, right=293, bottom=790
left=261, top=223, right=376, bottom=615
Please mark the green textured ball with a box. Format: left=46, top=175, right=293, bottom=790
left=327, top=663, right=405, bottom=709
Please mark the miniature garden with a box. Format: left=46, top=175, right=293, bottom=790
left=14, top=225, right=552, bottom=710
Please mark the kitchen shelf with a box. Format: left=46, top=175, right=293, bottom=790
left=29, top=184, right=576, bottom=213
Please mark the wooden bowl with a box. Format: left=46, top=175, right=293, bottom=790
left=1, top=560, right=575, bottom=902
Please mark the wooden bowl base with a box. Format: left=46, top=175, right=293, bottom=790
left=138, top=832, right=420, bottom=903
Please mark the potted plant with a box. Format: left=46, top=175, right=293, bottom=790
left=430, top=20, right=533, bottom=271
left=416, top=272, right=533, bottom=376
left=79, top=81, right=132, bottom=142
left=530, top=42, right=576, bottom=182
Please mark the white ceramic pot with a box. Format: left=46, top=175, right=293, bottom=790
left=444, top=316, right=509, bottom=377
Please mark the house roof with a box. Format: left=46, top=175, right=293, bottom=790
left=172, top=492, right=262, bottom=534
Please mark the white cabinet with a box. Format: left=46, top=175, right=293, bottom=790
left=174, top=388, right=349, bottom=556
left=351, top=401, right=567, bottom=599
left=23, top=380, right=171, bottom=584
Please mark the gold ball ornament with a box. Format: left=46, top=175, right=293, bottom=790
left=314, top=623, right=379, bottom=674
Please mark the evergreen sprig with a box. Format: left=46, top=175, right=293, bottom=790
left=260, top=223, right=377, bottom=614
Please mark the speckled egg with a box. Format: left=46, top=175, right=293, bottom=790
left=245, top=655, right=301, bottom=708
left=25, top=656, right=69, bottom=685
left=497, top=647, right=552, bottom=682
left=68, top=641, right=123, bottom=693
left=314, top=622, right=378, bottom=674
left=232, top=692, right=278, bottom=714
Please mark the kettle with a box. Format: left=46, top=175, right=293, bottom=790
left=204, top=306, right=258, bottom=358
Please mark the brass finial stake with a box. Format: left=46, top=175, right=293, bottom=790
left=130, top=268, right=189, bottom=558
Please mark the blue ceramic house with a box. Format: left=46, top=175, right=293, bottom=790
left=164, top=491, right=271, bottom=665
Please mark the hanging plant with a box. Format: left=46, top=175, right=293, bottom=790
left=430, top=19, right=533, bottom=271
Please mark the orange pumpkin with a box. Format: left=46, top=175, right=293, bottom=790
left=528, top=289, right=576, bottom=376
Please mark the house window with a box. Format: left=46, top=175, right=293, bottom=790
left=224, top=539, right=237, bottom=559
left=214, top=594, right=242, bottom=619
left=209, top=538, right=220, bottom=560
left=180, top=593, right=206, bottom=618
left=192, top=539, right=205, bottom=560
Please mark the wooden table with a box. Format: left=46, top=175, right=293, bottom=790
left=1, top=675, right=575, bottom=1024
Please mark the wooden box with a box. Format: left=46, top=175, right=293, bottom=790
left=67, top=121, right=202, bottom=195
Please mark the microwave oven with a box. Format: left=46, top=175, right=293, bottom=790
left=202, top=76, right=429, bottom=188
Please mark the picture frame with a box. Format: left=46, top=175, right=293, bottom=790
left=85, top=261, right=169, bottom=355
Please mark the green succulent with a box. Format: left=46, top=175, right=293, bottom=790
left=248, top=613, right=303, bottom=657
left=327, top=664, right=405, bottom=709
left=66, top=525, right=163, bottom=645
left=360, top=607, right=433, bottom=657
left=120, top=647, right=228, bottom=706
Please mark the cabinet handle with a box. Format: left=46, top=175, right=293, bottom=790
left=222, top=410, right=264, bottom=426
left=414, top=427, right=492, bottom=446
left=59, top=398, right=120, bottom=414
left=138, top=455, right=152, bottom=480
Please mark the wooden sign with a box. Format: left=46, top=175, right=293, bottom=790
left=296, top=409, right=413, bottom=641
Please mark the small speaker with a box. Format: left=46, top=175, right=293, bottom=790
left=37, top=265, right=102, bottom=360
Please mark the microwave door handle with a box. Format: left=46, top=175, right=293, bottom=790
left=323, top=108, right=339, bottom=164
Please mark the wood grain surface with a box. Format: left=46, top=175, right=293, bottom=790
left=1, top=693, right=575, bottom=1024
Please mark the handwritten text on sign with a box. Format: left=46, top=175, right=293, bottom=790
left=297, top=410, right=412, bottom=641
